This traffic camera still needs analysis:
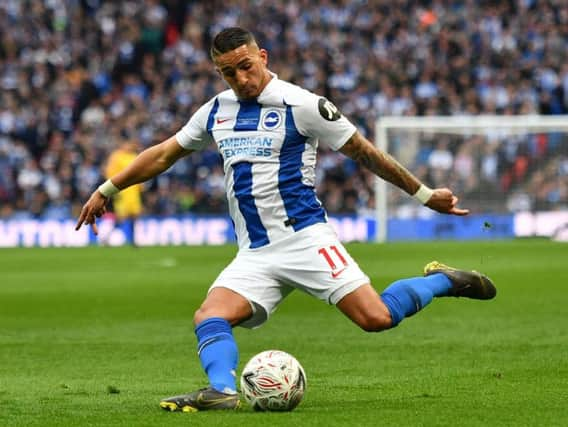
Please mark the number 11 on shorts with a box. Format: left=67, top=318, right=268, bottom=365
left=318, top=246, right=348, bottom=277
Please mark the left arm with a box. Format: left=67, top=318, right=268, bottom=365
left=339, top=130, right=469, bottom=216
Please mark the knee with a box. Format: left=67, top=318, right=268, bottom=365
left=193, top=302, right=250, bottom=326
left=193, top=288, right=253, bottom=327
left=193, top=306, right=217, bottom=326
left=357, top=311, right=392, bottom=332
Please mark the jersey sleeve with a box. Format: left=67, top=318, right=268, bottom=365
left=175, top=98, right=217, bottom=151
left=292, top=93, right=357, bottom=151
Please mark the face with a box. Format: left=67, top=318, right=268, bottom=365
left=214, top=43, right=271, bottom=100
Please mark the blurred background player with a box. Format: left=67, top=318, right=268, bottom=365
left=101, top=139, right=143, bottom=245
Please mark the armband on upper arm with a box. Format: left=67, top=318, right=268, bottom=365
left=318, top=98, right=342, bottom=121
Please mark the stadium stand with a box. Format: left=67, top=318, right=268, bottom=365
left=0, top=0, right=566, bottom=219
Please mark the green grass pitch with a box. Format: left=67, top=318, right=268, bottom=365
left=1, top=240, right=567, bottom=427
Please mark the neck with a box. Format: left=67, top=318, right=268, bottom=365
left=257, top=70, right=274, bottom=94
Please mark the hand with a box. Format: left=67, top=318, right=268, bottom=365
left=75, top=191, right=109, bottom=234
left=425, top=188, right=469, bottom=216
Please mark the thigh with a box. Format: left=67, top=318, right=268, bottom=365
left=210, top=253, right=294, bottom=329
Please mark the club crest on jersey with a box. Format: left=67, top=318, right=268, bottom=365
left=318, top=98, right=342, bottom=121
left=261, top=110, right=282, bottom=130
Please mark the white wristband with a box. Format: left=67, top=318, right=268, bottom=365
left=97, top=179, right=120, bottom=198
left=413, top=184, right=434, bottom=205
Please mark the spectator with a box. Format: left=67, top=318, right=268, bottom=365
left=0, top=0, right=567, bottom=220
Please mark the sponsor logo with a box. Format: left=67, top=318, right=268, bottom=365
left=261, top=110, right=282, bottom=130
left=331, top=268, right=347, bottom=279
left=216, top=117, right=231, bottom=124
left=218, top=136, right=273, bottom=159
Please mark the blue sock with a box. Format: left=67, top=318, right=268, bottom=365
left=195, top=317, right=239, bottom=393
left=380, top=274, right=452, bottom=327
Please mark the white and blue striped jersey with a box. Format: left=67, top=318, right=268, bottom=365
left=175, top=75, right=356, bottom=249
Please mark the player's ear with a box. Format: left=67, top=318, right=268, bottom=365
left=259, top=48, right=268, bottom=66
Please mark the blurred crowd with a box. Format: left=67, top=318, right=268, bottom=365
left=1, top=0, right=567, bottom=221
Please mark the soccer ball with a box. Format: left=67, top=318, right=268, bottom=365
left=240, top=350, right=307, bottom=411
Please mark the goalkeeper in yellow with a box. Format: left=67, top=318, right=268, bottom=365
left=103, top=139, right=143, bottom=245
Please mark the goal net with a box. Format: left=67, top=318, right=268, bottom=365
left=374, top=115, right=568, bottom=242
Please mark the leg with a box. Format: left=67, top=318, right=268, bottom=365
left=194, top=287, right=253, bottom=326
left=160, top=288, right=252, bottom=412
left=338, top=261, right=497, bottom=332
left=379, top=274, right=451, bottom=327
left=338, top=274, right=453, bottom=331
left=125, top=216, right=136, bottom=246
left=336, top=284, right=393, bottom=332
left=294, top=225, right=470, bottom=331
left=193, top=287, right=252, bottom=393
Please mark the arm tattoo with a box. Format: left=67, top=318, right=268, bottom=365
left=339, top=132, right=420, bottom=195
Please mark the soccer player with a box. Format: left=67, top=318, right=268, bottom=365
left=75, top=27, right=496, bottom=412
left=100, top=138, right=143, bottom=245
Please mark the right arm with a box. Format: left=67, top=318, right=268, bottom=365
left=75, top=136, right=192, bottom=233
left=109, top=136, right=191, bottom=190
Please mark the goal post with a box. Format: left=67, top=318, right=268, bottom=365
left=374, top=115, right=568, bottom=242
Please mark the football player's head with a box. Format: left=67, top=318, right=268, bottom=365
left=211, top=27, right=271, bottom=100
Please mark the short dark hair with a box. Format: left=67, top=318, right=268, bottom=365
left=210, top=27, right=257, bottom=59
